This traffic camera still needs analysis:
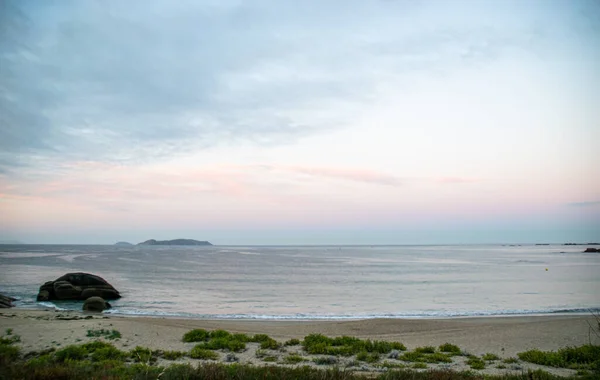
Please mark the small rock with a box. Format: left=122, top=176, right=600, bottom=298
left=83, top=296, right=111, bottom=312
left=388, top=350, right=400, bottom=359
left=225, top=353, right=239, bottom=362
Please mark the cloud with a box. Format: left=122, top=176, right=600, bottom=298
left=1, top=0, right=563, bottom=177
left=437, top=177, right=478, bottom=184
left=258, top=165, right=404, bottom=186
left=566, top=201, right=600, bottom=207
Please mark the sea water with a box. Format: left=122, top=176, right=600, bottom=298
left=0, top=244, right=598, bottom=319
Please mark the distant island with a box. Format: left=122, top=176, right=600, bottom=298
left=137, top=239, right=212, bottom=246
left=114, top=242, right=134, bottom=246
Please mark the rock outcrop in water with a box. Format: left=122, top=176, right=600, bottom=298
left=137, top=239, right=212, bottom=246
left=584, top=248, right=599, bottom=253
left=0, top=293, right=16, bottom=308
left=36, top=273, right=121, bottom=301
left=83, top=296, right=111, bottom=312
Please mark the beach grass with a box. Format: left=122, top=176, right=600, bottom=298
left=517, top=345, right=600, bottom=370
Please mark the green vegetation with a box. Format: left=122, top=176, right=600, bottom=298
left=356, top=350, right=380, bottom=363
left=518, top=345, right=600, bottom=370
left=313, top=356, right=338, bottom=365
left=161, top=350, right=186, bottom=360
left=86, top=328, right=121, bottom=340
left=283, top=353, right=307, bottom=364
left=411, top=362, right=428, bottom=369
left=397, top=350, right=452, bottom=363
left=129, top=346, right=156, bottom=363
left=466, top=356, right=486, bottom=370
left=483, top=353, right=501, bottom=361
left=439, top=343, right=461, bottom=355
left=414, top=346, right=436, bottom=354
left=262, top=355, right=278, bottom=362
left=302, top=333, right=406, bottom=356
left=285, top=338, right=301, bottom=346
left=503, top=357, right=519, bottom=364
left=183, top=328, right=209, bottom=342
left=54, top=345, right=88, bottom=362
left=189, top=347, right=219, bottom=360
left=260, top=337, right=280, bottom=350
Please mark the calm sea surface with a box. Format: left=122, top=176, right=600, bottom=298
left=0, top=244, right=598, bottom=319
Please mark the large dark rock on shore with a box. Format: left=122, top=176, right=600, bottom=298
left=584, top=248, right=599, bottom=253
left=0, top=293, right=16, bottom=308
left=36, top=273, right=121, bottom=301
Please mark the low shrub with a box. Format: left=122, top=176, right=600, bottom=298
left=518, top=345, right=600, bottom=370
left=86, top=329, right=121, bottom=340
left=483, top=353, right=500, bottom=361
left=414, top=346, right=436, bottom=354
left=161, top=350, right=186, bottom=360
left=313, top=356, right=338, bottom=365
left=260, top=338, right=280, bottom=350
left=91, top=346, right=126, bottom=362
left=54, top=345, right=88, bottom=362
left=466, top=356, right=486, bottom=370
left=283, top=354, right=306, bottom=364
left=129, top=346, right=156, bottom=363
left=190, top=346, right=219, bottom=360
left=285, top=338, right=301, bottom=346
left=209, top=329, right=231, bottom=339
left=439, top=343, right=461, bottom=355
left=411, top=362, right=428, bottom=369
left=183, top=329, right=209, bottom=342
left=356, top=351, right=380, bottom=363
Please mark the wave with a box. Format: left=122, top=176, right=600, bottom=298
left=101, top=307, right=600, bottom=320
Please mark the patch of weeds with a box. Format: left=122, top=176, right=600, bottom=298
left=284, top=338, right=301, bottom=346
left=5, top=329, right=12, bottom=336
left=496, top=364, right=507, bottom=369
left=260, top=337, right=280, bottom=350
left=0, top=343, right=20, bottom=363
left=283, top=354, right=306, bottom=364
left=231, top=333, right=251, bottom=342
left=209, top=329, right=231, bottom=339
left=0, top=335, right=20, bottom=345
left=161, top=350, right=186, bottom=360
left=255, top=349, right=268, bottom=358
left=54, top=345, right=88, bottom=362
left=313, top=356, right=338, bottom=365
left=262, top=356, right=278, bottom=362
left=518, top=345, right=600, bottom=370
left=190, top=346, right=219, bottom=360
left=91, top=345, right=126, bottom=362
left=422, top=352, right=453, bottom=363
left=503, top=357, right=519, bottom=364
left=483, top=353, right=500, bottom=361
left=414, top=346, right=436, bottom=354
left=439, top=343, right=461, bottom=355
left=302, top=333, right=405, bottom=356
left=356, top=351, right=380, bottom=363
left=86, top=328, right=121, bottom=340
left=467, top=356, right=486, bottom=370
left=161, top=363, right=196, bottom=380
left=129, top=346, right=156, bottom=363
left=379, top=361, right=407, bottom=369
left=398, top=351, right=424, bottom=362
left=411, top=362, right=428, bottom=369
left=183, top=328, right=209, bottom=342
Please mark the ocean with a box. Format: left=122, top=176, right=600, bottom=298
left=0, top=244, right=598, bottom=319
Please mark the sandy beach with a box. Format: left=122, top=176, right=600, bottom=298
left=1, top=308, right=597, bottom=377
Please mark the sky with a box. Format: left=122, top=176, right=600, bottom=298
left=0, top=0, right=599, bottom=245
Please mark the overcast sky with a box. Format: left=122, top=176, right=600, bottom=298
left=1, top=0, right=598, bottom=245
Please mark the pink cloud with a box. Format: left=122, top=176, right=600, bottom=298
left=437, top=177, right=478, bottom=184
left=256, top=165, right=403, bottom=186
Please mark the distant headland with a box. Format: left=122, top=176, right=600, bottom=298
left=114, top=242, right=134, bottom=246
left=137, top=239, right=212, bottom=246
